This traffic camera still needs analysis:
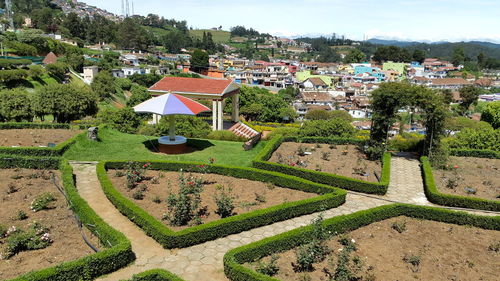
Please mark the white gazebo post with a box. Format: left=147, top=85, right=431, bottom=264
left=212, top=100, right=217, bottom=131
left=231, top=94, right=239, bottom=122
left=217, top=100, right=223, bottom=130
left=168, top=115, right=175, bottom=141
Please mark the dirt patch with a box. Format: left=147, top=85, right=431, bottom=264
left=248, top=216, right=500, bottom=281
left=108, top=169, right=317, bottom=231
left=269, top=142, right=381, bottom=182
left=0, top=129, right=82, bottom=147
left=433, top=156, right=500, bottom=201
left=0, top=169, right=101, bottom=280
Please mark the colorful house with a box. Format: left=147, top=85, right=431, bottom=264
left=382, top=62, right=407, bottom=78
left=354, top=66, right=385, bottom=82
left=295, top=71, right=333, bottom=87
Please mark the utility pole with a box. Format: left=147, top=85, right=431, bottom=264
left=125, top=0, right=129, bottom=17
left=121, top=0, right=125, bottom=17
left=132, top=1, right=134, bottom=16
left=5, top=0, right=15, bottom=31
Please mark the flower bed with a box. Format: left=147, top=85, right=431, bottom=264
left=223, top=204, right=500, bottom=281
left=421, top=156, right=500, bottom=211
left=98, top=160, right=347, bottom=248
left=252, top=135, right=390, bottom=195
left=0, top=156, right=134, bottom=281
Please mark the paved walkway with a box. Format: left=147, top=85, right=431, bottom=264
left=69, top=156, right=498, bottom=281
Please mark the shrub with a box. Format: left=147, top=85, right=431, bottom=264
left=255, top=192, right=266, bottom=204
left=321, top=151, right=331, bottom=161
left=403, top=254, right=421, bottom=272
left=125, top=162, right=149, bottom=189
left=15, top=210, right=28, bottom=220
left=7, top=183, right=18, bottom=194
left=214, top=185, right=236, bottom=218
left=157, top=115, right=211, bottom=138
left=299, top=118, right=356, bottom=138
left=207, top=131, right=247, bottom=142
left=97, top=107, right=142, bottom=134
left=448, top=128, right=499, bottom=151
left=164, top=171, right=204, bottom=226
left=152, top=196, right=162, bottom=204
left=391, top=220, right=407, bottom=233
left=0, top=224, right=6, bottom=237
left=481, top=101, right=499, bottom=129
left=30, top=192, right=56, bottom=212
left=4, top=222, right=53, bottom=259
left=133, top=190, right=145, bottom=200
left=488, top=241, right=500, bottom=252
left=256, top=254, right=280, bottom=276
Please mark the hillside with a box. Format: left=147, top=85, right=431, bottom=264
left=189, top=29, right=231, bottom=43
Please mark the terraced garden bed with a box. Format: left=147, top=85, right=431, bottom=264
left=433, top=156, right=500, bottom=201
left=0, top=168, right=100, bottom=280
left=0, top=129, right=82, bottom=147
left=269, top=142, right=381, bottom=182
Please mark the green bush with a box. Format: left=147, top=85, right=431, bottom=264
left=224, top=204, right=500, bottom=281
left=30, top=192, right=56, bottom=212
left=252, top=135, right=390, bottom=194
left=449, top=149, right=500, bottom=159
left=0, top=154, right=60, bottom=169
left=388, top=133, right=424, bottom=152
left=207, top=130, right=248, bottom=142
left=97, top=160, right=346, bottom=249
left=421, top=156, right=500, bottom=211
left=97, top=107, right=142, bottom=134
left=481, top=101, right=500, bottom=129
left=299, top=118, right=356, bottom=138
left=129, top=269, right=185, bottom=281
left=447, top=128, right=499, bottom=151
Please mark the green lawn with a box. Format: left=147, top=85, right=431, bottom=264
left=63, top=127, right=265, bottom=167
left=189, top=29, right=231, bottom=43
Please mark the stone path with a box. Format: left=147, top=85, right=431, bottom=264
left=69, top=156, right=498, bottom=281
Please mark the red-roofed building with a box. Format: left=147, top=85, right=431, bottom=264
left=43, top=52, right=58, bottom=65
left=148, top=77, right=240, bottom=130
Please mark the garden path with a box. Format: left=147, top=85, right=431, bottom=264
left=69, top=156, right=498, bottom=281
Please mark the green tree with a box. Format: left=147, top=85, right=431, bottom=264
left=330, top=110, right=353, bottom=122
left=46, top=62, right=68, bottom=81
left=317, top=47, right=340, bottom=63
left=299, top=118, right=356, bottom=137
left=97, top=107, right=142, bottom=134
left=157, top=115, right=211, bottom=138
left=129, top=73, right=162, bottom=87
left=191, top=49, right=209, bottom=73
left=116, top=17, right=149, bottom=50
left=126, top=84, right=151, bottom=107
left=62, top=12, right=86, bottom=39
left=305, top=109, right=331, bottom=120
left=0, top=89, right=33, bottom=122
left=451, top=47, right=466, bottom=66
left=28, top=65, right=45, bottom=78
left=343, top=49, right=366, bottom=63
left=412, top=49, right=427, bottom=63
left=240, top=103, right=264, bottom=121
left=458, top=86, right=481, bottom=115
left=91, top=71, right=116, bottom=100
left=481, top=101, right=500, bottom=129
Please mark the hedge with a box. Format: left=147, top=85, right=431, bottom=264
left=421, top=156, right=500, bottom=212
left=0, top=123, right=84, bottom=157
left=7, top=159, right=135, bottom=281
left=252, top=135, right=390, bottom=195
left=224, top=203, right=500, bottom=281
left=128, top=269, right=185, bottom=281
left=450, top=149, right=500, bottom=159
left=98, top=160, right=347, bottom=249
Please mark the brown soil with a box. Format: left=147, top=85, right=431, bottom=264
left=108, top=170, right=317, bottom=231
left=269, top=142, right=381, bottom=182
left=0, top=169, right=101, bottom=280
left=0, top=129, right=82, bottom=147
left=249, top=216, right=500, bottom=281
left=433, top=156, right=500, bottom=201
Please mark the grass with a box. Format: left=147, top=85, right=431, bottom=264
left=63, top=127, right=266, bottom=167
left=26, top=74, right=59, bottom=89
left=189, top=29, right=231, bottom=43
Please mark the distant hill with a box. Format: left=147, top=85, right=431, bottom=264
left=366, top=38, right=421, bottom=47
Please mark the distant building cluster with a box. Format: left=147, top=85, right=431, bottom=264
left=51, top=0, right=121, bottom=21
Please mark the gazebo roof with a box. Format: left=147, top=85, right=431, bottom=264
left=148, top=77, right=240, bottom=98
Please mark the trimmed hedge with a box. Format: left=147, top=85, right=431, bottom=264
left=0, top=124, right=84, bottom=157
left=421, top=156, right=500, bottom=211
left=0, top=154, right=60, bottom=169
left=450, top=149, right=500, bottom=159
left=7, top=160, right=135, bottom=281
left=98, top=160, right=347, bottom=249
left=252, top=135, right=390, bottom=195
left=128, top=269, right=185, bottom=281
left=224, top=203, right=500, bottom=281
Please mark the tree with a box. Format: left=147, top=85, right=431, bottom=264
left=412, top=49, right=427, bottom=63
left=129, top=73, right=162, bottom=87
left=278, top=86, right=299, bottom=103
left=481, top=101, right=500, bottom=129
left=63, top=12, right=86, bottom=39
left=28, top=65, right=45, bottom=79
left=191, top=49, right=209, bottom=73
left=157, top=115, right=211, bottom=138
left=305, top=109, right=331, bottom=120
left=343, top=49, right=366, bottom=63
left=330, top=110, right=353, bottom=122
left=451, top=47, right=466, bottom=67
left=163, top=30, right=190, bottom=53
left=299, top=118, right=356, bottom=138
left=317, top=47, right=340, bottom=63
left=240, top=103, right=264, bottom=121
left=126, top=84, right=151, bottom=107
left=46, top=62, right=68, bottom=81
left=97, top=107, right=142, bottom=134
left=91, top=71, right=116, bottom=100
left=0, top=89, right=33, bottom=122
left=458, top=86, right=481, bottom=115
left=116, top=17, right=149, bottom=50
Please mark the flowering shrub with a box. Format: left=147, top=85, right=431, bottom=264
left=214, top=185, right=235, bottom=218
left=2, top=221, right=53, bottom=259
left=30, top=192, right=56, bottom=212
left=125, top=162, right=150, bottom=189
left=0, top=224, right=7, bottom=237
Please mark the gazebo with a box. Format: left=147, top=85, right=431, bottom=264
left=148, top=77, right=240, bottom=131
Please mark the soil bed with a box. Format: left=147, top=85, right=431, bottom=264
left=108, top=169, right=317, bottom=231
left=269, top=142, right=381, bottom=182
left=0, top=168, right=100, bottom=280
left=433, top=156, right=500, bottom=201
left=248, top=216, right=500, bottom=281
left=0, top=129, right=82, bottom=147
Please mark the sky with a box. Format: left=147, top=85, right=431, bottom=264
left=83, top=0, right=500, bottom=43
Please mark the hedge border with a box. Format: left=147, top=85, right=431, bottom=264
left=450, top=149, right=500, bottom=159
left=98, top=160, right=347, bottom=249
left=4, top=157, right=135, bottom=281
left=224, top=203, right=500, bottom=281
left=420, top=156, right=500, bottom=211
left=0, top=154, right=60, bottom=169
left=0, top=123, right=85, bottom=157
left=127, top=269, right=185, bottom=281
left=252, top=135, right=390, bottom=195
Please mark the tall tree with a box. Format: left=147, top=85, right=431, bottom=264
left=190, top=49, right=209, bottom=73
left=412, top=49, right=427, bottom=63
left=343, top=49, right=366, bottom=63
left=458, top=86, right=482, bottom=116
left=451, top=47, right=466, bottom=66
left=116, top=17, right=149, bottom=50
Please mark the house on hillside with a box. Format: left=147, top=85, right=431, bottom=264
left=429, top=78, right=472, bottom=89
left=300, top=77, right=328, bottom=90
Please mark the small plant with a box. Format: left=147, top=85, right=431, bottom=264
left=15, top=210, right=28, bottom=221
left=338, top=235, right=357, bottom=252
left=293, top=215, right=331, bottom=272
left=208, top=157, right=216, bottom=164
left=6, top=183, right=18, bottom=194
left=321, top=151, right=331, bottom=161
left=114, top=170, right=125, bottom=177
left=151, top=176, right=160, bottom=184
left=125, top=162, right=149, bottom=189
left=297, top=145, right=306, bottom=156
left=256, top=254, right=280, bottom=276
left=214, top=185, right=235, bottom=218
left=30, top=193, right=56, bottom=212
left=265, top=182, right=275, bottom=190
left=329, top=144, right=336, bottom=149
left=315, top=164, right=322, bottom=171
left=445, top=177, right=459, bottom=189
left=391, top=220, right=407, bottom=233
left=10, top=174, right=23, bottom=180
left=132, top=190, right=144, bottom=200
left=138, top=183, right=148, bottom=192
left=275, top=153, right=285, bottom=164
left=255, top=192, right=266, bottom=204
left=26, top=173, right=40, bottom=179
left=152, top=196, right=162, bottom=204
left=3, top=222, right=53, bottom=259
left=488, top=241, right=499, bottom=252
left=164, top=171, right=204, bottom=226
left=403, top=254, right=421, bottom=272
left=0, top=224, right=6, bottom=237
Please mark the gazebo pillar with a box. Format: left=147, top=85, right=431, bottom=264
left=212, top=100, right=217, bottom=131
left=231, top=94, right=239, bottom=122
left=217, top=100, right=223, bottom=130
